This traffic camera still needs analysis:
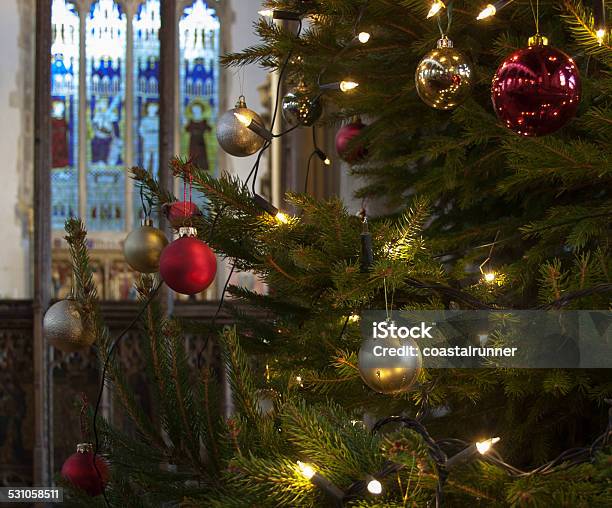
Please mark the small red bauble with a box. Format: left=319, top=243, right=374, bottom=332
left=335, top=120, right=368, bottom=163
left=159, top=233, right=217, bottom=295
left=61, top=443, right=109, bottom=497
left=491, top=41, right=581, bottom=137
left=163, top=201, right=202, bottom=228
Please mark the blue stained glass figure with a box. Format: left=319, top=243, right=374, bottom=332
left=133, top=0, right=160, bottom=226
left=180, top=0, right=220, bottom=177
left=86, top=0, right=126, bottom=231
left=51, top=0, right=79, bottom=230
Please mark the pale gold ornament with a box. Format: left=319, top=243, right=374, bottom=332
left=216, top=96, right=266, bottom=157
left=358, top=327, right=422, bottom=394
left=43, top=300, right=95, bottom=353
left=123, top=218, right=169, bottom=273
left=415, top=36, right=473, bottom=110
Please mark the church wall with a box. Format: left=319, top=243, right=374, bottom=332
left=0, top=0, right=34, bottom=299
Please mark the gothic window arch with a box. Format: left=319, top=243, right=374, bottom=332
left=50, top=0, right=222, bottom=300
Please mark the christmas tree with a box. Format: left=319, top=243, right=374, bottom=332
left=53, top=1, right=611, bottom=506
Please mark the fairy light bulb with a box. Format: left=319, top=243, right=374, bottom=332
left=340, top=80, right=359, bottom=92
left=594, top=1, right=607, bottom=45
left=476, top=437, right=500, bottom=454
left=483, top=272, right=496, bottom=283
left=234, top=112, right=252, bottom=127
left=234, top=112, right=273, bottom=141
left=477, top=4, right=496, bottom=20
left=427, top=0, right=445, bottom=19
left=258, top=9, right=273, bottom=17
left=297, top=461, right=315, bottom=480
left=367, top=478, right=382, bottom=495
left=358, top=31, right=371, bottom=43
left=276, top=211, right=289, bottom=224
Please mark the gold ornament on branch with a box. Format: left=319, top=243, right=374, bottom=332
left=358, top=322, right=422, bottom=394
left=123, top=218, right=169, bottom=273
left=415, top=36, right=473, bottom=110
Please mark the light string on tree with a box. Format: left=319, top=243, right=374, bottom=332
left=479, top=229, right=500, bottom=284
left=303, top=126, right=331, bottom=193
left=293, top=403, right=611, bottom=506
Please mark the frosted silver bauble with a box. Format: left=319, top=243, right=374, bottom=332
left=44, top=300, right=95, bottom=353
left=415, top=36, right=473, bottom=110
left=216, top=96, right=266, bottom=157
left=281, top=87, right=322, bottom=126
left=123, top=219, right=169, bottom=273
left=358, top=327, right=422, bottom=394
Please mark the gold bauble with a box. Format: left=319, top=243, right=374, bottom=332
left=216, top=96, right=266, bottom=157
left=43, top=300, right=95, bottom=353
left=123, top=219, right=169, bottom=273
left=358, top=329, right=422, bottom=394
left=415, top=36, right=473, bottom=110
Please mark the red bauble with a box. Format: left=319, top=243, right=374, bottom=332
left=159, top=235, right=217, bottom=295
left=163, top=201, right=202, bottom=228
left=491, top=43, right=581, bottom=137
left=61, top=444, right=109, bottom=497
left=335, top=120, right=368, bottom=163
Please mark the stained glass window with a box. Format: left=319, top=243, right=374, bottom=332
left=86, top=0, right=127, bottom=232
left=133, top=0, right=161, bottom=226
left=180, top=0, right=220, bottom=176
left=51, top=0, right=80, bottom=230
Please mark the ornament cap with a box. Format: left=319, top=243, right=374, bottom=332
left=76, top=443, right=93, bottom=453
left=141, top=217, right=154, bottom=227
left=527, top=34, right=549, bottom=47
left=436, top=36, right=453, bottom=48
left=235, top=95, right=247, bottom=109
left=179, top=226, right=197, bottom=238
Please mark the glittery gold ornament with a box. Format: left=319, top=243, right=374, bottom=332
left=358, top=325, right=422, bottom=394
left=123, top=218, right=169, bottom=273
left=44, top=300, right=95, bottom=353
left=281, top=86, right=322, bottom=127
left=415, top=36, right=473, bottom=110
left=216, top=96, right=266, bottom=157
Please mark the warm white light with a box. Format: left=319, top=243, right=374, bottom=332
left=233, top=112, right=252, bottom=127
left=367, top=479, right=382, bottom=495
left=476, top=437, right=500, bottom=455
left=323, top=157, right=331, bottom=166
left=348, top=313, right=360, bottom=323
left=297, top=461, right=316, bottom=480
left=427, top=0, right=445, bottom=19
left=483, top=272, right=496, bottom=283
left=339, top=80, right=359, bottom=92
left=596, top=28, right=606, bottom=44
left=477, top=4, right=496, bottom=20
left=276, top=211, right=289, bottom=224
left=258, top=9, right=274, bottom=17
left=358, top=31, right=371, bottom=44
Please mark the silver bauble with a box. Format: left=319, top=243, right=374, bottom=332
left=358, top=327, right=422, bottom=394
left=216, top=96, right=266, bottom=157
left=43, top=300, right=95, bottom=353
left=415, top=36, right=473, bottom=110
left=281, top=86, right=322, bottom=127
left=123, top=219, right=169, bottom=273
